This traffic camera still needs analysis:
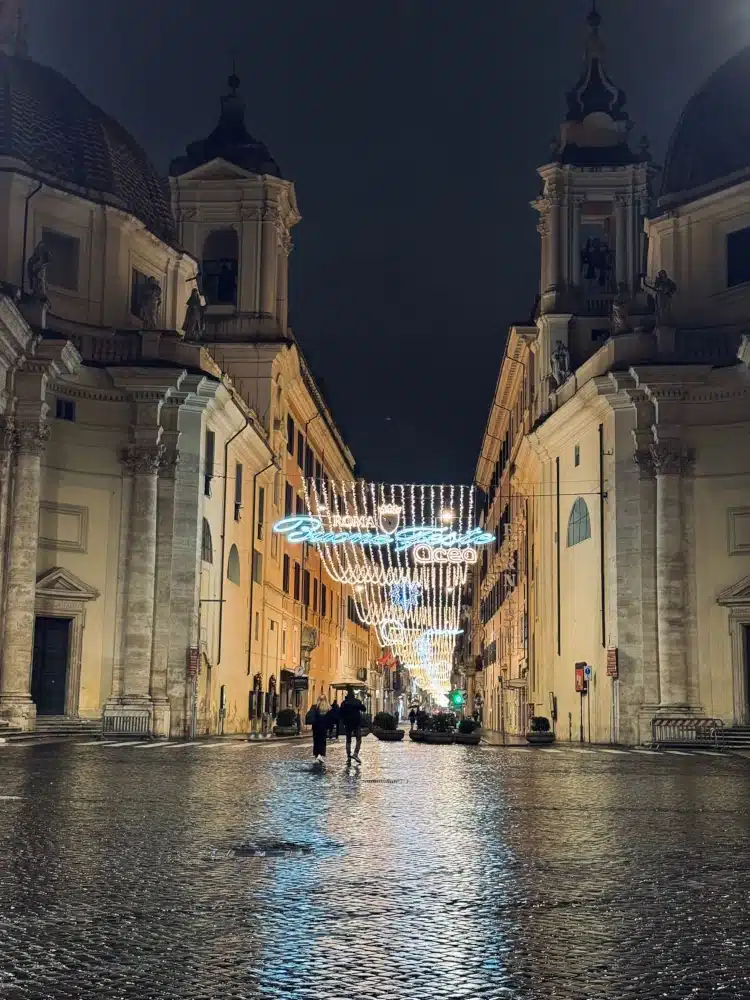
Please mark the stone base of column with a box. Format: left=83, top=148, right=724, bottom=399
left=102, top=697, right=153, bottom=739
left=0, top=694, right=37, bottom=732
left=151, top=699, right=171, bottom=739
left=655, top=703, right=703, bottom=716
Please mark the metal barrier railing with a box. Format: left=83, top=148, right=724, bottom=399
left=650, top=716, right=725, bottom=750
left=102, top=710, right=151, bottom=737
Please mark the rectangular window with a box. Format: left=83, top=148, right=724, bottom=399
left=43, top=228, right=80, bottom=291
left=130, top=267, right=150, bottom=317
left=574, top=444, right=580, bottom=467
left=296, top=495, right=304, bottom=515
left=55, top=398, right=75, bottom=422
left=271, top=532, right=278, bottom=558
left=285, top=482, right=294, bottom=517
left=282, top=627, right=287, bottom=654
left=257, top=486, right=265, bottom=539
left=234, top=462, right=243, bottom=521
left=293, top=562, right=301, bottom=601
left=304, top=445, right=314, bottom=480
left=286, top=415, right=295, bottom=454
left=321, top=583, right=327, bottom=618
left=254, top=611, right=260, bottom=641
left=727, top=226, right=750, bottom=287
left=273, top=472, right=280, bottom=507
left=297, top=431, right=304, bottom=468
left=204, top=430, right=215, bottom=496
left=282, top=554, right=290, bottom=593
left=313, top=578, right=318, bottom=612
left=252, top=549, right=263, bottom=585
left=314, top=459, right=322, bottom=487
left=302, top=569, right=311, bottom=607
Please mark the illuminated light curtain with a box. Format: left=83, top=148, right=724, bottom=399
left=273, top=481, right=492, bottom=698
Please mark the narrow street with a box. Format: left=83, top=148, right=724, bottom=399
left=0, top=737, right=748, bottom=999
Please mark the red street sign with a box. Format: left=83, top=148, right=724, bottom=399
left=607, top=648, right=619, bottom=678
left=187, top=647, right=199, bottom=677
left=574, top=662, right=586, bottom=693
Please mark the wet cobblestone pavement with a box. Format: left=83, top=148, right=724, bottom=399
left=1, top=738, right=749, bottom=999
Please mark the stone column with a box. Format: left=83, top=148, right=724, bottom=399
left=615, top=196, right=627, bottom=286
left=0, top=422, right=49, bottom=730
left=150, top=446, right=178, bottom=737
left=651, top=440, right=689, bottom=709
left=276, top=232, right=291, bottom=332
left=633, top=446, right=660, bottom=710
left=120, top=443, right=163, bottom=704
left=571, top=198, right=582, bottom=286
left=547, top=199, right=561, bottom=291
left=0, top=416, right=15, bottom=609
left=259, top=206, right=279, bottom=316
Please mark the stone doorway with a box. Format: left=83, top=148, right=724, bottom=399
left=717, top=576, right=750, bottom=725
left=31, top=616, right=71, bottom=715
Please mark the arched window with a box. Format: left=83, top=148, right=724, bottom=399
left=227, top=543, right=241, bottom=584
left=202, top=228, right=238, bottom=305
left=201, top=518, right=213, bottom=563
left=567, top=497, right=591, bottom=547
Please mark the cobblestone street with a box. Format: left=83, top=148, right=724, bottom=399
left=0, top=736, right=749, bottom=999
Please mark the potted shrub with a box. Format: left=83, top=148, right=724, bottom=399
left=454, top=718, right=481, bottom=746
left=423, top=713, right=456, bottom=745
left=372, top=711, right=405, bottom=742
left=526, top=716, right=555, bottom=745
left=272, top=708, right=298, bottom=738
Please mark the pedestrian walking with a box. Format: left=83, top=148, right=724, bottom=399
left=408, top=708, right=417, bottom=731
left=328, top=699, right=340, bottom=740
left=308, top=696, right=331, bottom=764
left=340, top=686, right=365, bottom=765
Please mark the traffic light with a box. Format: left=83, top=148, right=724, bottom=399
left=450, top=689, right=465, bottom=709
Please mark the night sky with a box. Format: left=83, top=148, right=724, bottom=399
left=31, top=0, right=750, bottom=484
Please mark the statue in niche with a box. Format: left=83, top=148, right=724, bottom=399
left=139, top=277, right=162, bottom=330
left=27, top=240, right=51, bottom=299
left=581, top=237, right=614, bottom=288
left=550, top=340, right=571, bottom=388
left=643, top=269, right=677, bottom=327
left=182, top=287, right=206, bottom=340
left=611, top=282, right=632, bottom=334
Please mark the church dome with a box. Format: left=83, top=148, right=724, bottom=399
left=0, top=52, right=176, bottom=243
left=660, top=45, right=750, bottom=208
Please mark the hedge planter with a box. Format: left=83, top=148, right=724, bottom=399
left=272, top=726, right=299, bottom=738
left=423, top=731, right=455, bottom=745
left=409, top=730, right=426, bottom=742
left=526, top=731, right=556, bottom=746
left=454, top=731, right=481, bottom=746
left=372, top=728, right=405, bottom=742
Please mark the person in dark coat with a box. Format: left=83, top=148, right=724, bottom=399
left=339, top=686, right=365, bottom=764
left=408, top=708, right=417, bottom=731
left=328, top=700, right=340, bottom=740
left=308, top=696, right=330, bottom=763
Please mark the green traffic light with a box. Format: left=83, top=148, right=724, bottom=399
left=450, top=690, right=465, bottom=707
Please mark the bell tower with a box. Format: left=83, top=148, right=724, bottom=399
left=169, top=71, right=300, bottom=342
left=0, top=0, right=28, bottom=56
left=531, top=2, right=656, bottom=415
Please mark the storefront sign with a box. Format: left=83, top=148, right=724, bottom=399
left=293, top=676, right=309, bottom=691
left=607, top=648, right=619, bottom=678
left=574, top=662, right=587, bottom=693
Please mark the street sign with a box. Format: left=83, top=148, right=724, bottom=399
left=607, top=648, right=619, bottom=678
left=583, top=665, right=593, bottom=682
left=574, top=663, right=586, bottom=693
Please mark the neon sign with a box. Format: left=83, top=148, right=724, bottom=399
left=272, top=516, right=493, bottom=554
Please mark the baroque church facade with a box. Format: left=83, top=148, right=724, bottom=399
left=0, top=6, right=385, bottom=737
left=470, top=8, right=750, bottom=745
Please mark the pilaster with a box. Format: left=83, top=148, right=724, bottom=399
left=0, top=421, right=49, bottom=730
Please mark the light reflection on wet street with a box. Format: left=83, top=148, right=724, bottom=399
left=0, top=737, right=749, bottom=999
